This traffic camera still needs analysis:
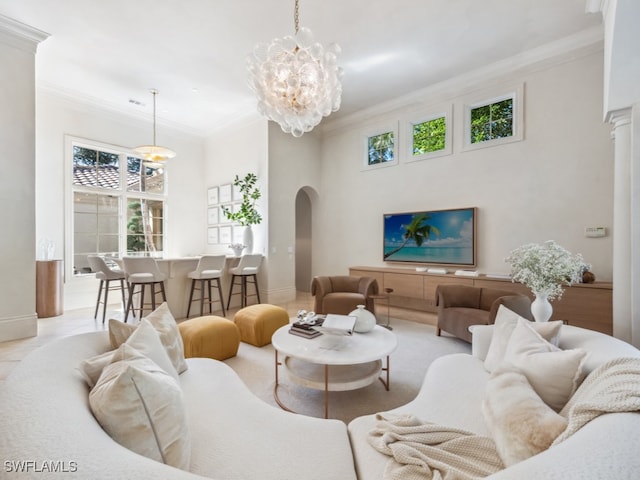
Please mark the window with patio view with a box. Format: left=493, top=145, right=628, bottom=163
left=71, top=142, right=166, bottom=275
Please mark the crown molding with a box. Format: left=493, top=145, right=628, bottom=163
left=320, top=26, right=604, bottom=135
left=0, top=14, right=49, bottom=53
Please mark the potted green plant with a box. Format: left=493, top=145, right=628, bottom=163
left=221, top=173, right=262, bottom=253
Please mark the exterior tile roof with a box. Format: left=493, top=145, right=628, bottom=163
left=73, top=165, right=164, bottom=191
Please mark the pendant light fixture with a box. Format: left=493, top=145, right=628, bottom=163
left=134, top=89, right=176, bottom=162
left=247, top=0, right=343, bottom=137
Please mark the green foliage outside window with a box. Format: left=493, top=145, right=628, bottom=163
left=127, top=199, right=163, bottom=254
left=470, top=98, right=513, bottom=144
left=412, top=117, right=446, bottom=155
left=73, top=146, right=119, bottom=167
left=368, top=132, right=395, bottom=165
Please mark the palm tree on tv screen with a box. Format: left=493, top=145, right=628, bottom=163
left=384, top=213, right=440, bottom=260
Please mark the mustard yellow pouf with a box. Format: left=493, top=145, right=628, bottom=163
left=178, top=315, right=240, bottom=361
left=234, top=304, right=289, bottom=347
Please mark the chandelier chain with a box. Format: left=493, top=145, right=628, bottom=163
left=294, top=0, right=299, bottom=33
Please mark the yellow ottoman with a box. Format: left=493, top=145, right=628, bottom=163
left=234, top=304, right=289, bottom=347
left=178, top=316, right=240, bottom=361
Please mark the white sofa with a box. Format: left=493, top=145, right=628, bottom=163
left=3, top=322, right=640, bottom=479
left=0, top=331, right=356, bottom=479
left=348, top=323, right=640, bottom=479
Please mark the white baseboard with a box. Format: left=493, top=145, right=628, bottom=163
left=0, top=313, right=38, bottom=342
left=264, top=286, right=297, bottom=306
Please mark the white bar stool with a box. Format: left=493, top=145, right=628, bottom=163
left=227, top=254, right=262, bottom=310
left=186, top=255, right=226, bottom=318
left=87, top=255, right=127, bottom=324
left=122, top=257, right=167, bottom=322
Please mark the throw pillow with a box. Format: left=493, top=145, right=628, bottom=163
left=89, top=352, right=191, bottom=470
left=483, top=365, right=567, bottom=467
left=109, top=302, right=188, bottom=374
left=81, top=318, right=179, bottom=388
left=502, top=319, right=586, bottom=411
left=484, top=305, right=563, bottom=373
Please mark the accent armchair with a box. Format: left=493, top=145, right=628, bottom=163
left=436, top=284, right=532, bottom=343
left=311, top=275, right=379, bottom=315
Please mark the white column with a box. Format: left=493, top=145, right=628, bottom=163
left=609, top=108, right=632, bottom=343
left=0, top=15, right=48, bottom=342
left=631, top=105, right=640, bottom=347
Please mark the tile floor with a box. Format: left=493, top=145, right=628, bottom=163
left=0, top=292, right=434, bottom=384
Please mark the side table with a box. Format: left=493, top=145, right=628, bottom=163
left=36, top=260, right=63, bottom=318
left=370, top=287, right=393, bottom=330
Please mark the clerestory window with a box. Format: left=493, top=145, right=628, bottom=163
left=463, top=85, right=523, bottom=151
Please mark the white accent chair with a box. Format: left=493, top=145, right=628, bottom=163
left=87, top=255, right=127, bottom=324
left=122, top=257, right=167, bottom=322
left=227, top=254, right=262, bottom=309
left=186, top=255, right=226, bottom=318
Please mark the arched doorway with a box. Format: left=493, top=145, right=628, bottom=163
left=295, top=187, right=317, bottom=292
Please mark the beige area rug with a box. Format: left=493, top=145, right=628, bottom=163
left=223, top=320, right=470, bottom=424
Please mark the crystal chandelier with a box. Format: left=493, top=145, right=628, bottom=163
left=247, top=0, right=343, bottom=137
left=134, top=89, right=176, bottom=163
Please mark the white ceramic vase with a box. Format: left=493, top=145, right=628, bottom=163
left=531, top=293, right=553, bottom=322
left=242, top=226, right=253, bottom=254
left=349, top=305, right=376, bottom=333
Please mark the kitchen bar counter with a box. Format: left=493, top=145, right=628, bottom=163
left=115, top=256, right=244, bottom=319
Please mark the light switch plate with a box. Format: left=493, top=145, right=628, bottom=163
left=584, top=227, right=607, bottom=238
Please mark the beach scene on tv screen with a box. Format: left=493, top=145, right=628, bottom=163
left=383, top=208, right=475, bottom=265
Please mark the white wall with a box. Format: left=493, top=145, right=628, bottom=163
left=314, top=48, right=614, bottom=281
left=36, top=92, right=206, bottom=310
left=203, top=116, right=323, bottom=304
left=203, top=117, right=269, bottom=257
left=267, top=123, right=322, bottom=302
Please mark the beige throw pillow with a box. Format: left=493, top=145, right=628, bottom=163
left=483, top=365, right=567, bottom=466
left=109, top=302, right=188, bottom=374
left=81, top=318, right=179, bottom=388
left=502, top=319, right=586, bottom=411
left=89, top=350, right=191, bottom=470
left=484, top=305, right=563, bottom=373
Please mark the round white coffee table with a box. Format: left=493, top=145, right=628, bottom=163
left=271, top=324, right=397, bottom=418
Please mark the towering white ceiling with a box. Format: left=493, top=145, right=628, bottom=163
left=0, top=0, right=601, bottom=135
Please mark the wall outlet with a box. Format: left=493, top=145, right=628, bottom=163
left=584, top=226, right=607, bottom=238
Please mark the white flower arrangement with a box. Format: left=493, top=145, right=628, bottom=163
left=505, top=240, right=591, bottom=301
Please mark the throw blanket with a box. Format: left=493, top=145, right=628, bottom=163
left=368, top=414, right=503, bottom=480
left=553, top=357, right=640, bottom=444
left=369, top=357, right=640, bottom=480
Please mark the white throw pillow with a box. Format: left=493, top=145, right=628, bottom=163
left=81, top=318, right=179, bottom=388
left=483, top=365, right=567, bottom=466
left=89, top=351, right=190, bottom=470
left=502, top=319, right=586, bottom=411
left=484, top=305, right=563, bottom=373
left=110, top=302, right=188, bottom=374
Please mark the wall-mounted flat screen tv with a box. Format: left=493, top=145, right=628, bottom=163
left=383, top=207, right=477, bottom=267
